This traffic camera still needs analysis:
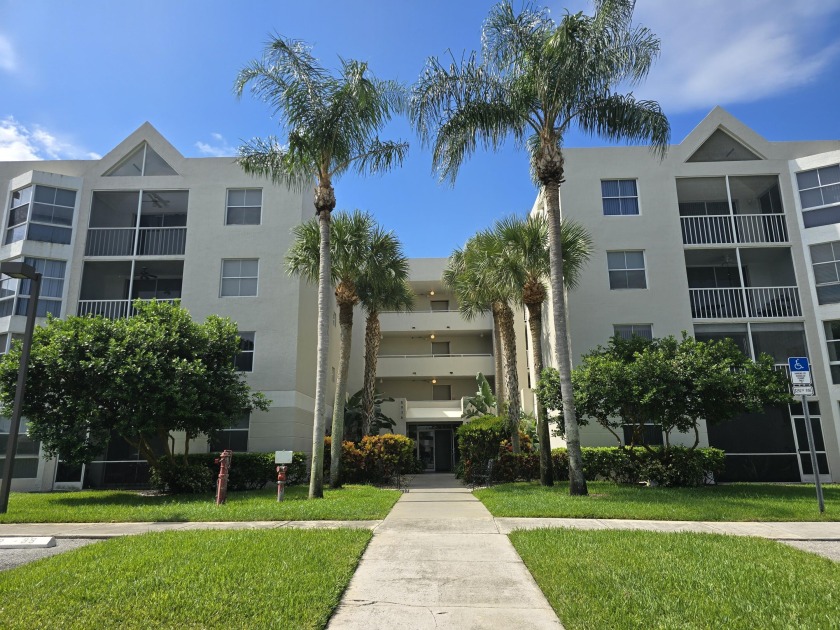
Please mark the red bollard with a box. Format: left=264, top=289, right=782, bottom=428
left=214, top=449, right=233, bottom=505
left=276, top=465, right=287, bottom=501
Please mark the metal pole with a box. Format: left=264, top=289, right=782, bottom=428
left=801, top=395, right=825, bottom=513
left=0, top=272, right=42, bottom=514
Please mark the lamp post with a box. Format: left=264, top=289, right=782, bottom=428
left=0, top=261, right=41, bottom=514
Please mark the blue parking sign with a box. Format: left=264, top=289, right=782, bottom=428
left=788, top=357, right=810, bottom=373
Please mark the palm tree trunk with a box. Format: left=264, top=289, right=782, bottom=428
left=309, top=186, right=335, bottom=499
left=492, top=312, right=505, bottom=408
left=544, top=180, right=588, bottom=496
left=526, top=300, right=553, bottom=486
left=329, top=301, right=354, bottom=488
left=495, top=301, right=521, bottom=453
left=361, top=309, right=381, bottom=436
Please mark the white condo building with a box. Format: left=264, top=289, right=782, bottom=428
left=1, top=107, right=840, bottom=490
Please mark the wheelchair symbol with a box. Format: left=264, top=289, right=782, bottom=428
left=794, top=359, right=805, bottom=370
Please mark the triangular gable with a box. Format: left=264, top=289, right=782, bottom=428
left=687, top=128, right=762, bottom=162
left=676, top=107, right=769, bottom=163
left=98, top=122, right=184, bottom=177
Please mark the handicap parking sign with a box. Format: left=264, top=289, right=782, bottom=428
left=788, top=357, right=811, bottom=385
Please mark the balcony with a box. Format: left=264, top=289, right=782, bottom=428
left=85, top=227, right=187, bottom=256
left=681, top=214, right=788, bottom=246
left=379, top=308, right=491, bottom=333
left=689, top=287, right=802, bottom=319
left=77, top=298, right=178, bottom=319
left=376, top=353, right=495, bottom=378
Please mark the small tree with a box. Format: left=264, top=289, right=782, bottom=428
left=462, top=372, right=497, bottom=419
left=0, top=301, right=268, bottom=479
left=537, top=334, right=792, bottom=450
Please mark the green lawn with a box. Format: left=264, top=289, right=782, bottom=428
left=0, top=485, right=400, bottom=523
left=0, top=529, right=369, bottom=629
left=511, top=529, right=840, bottom=630
left=475, top=481, right=839, bottom=521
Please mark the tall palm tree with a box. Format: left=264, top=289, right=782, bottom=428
left=286, top=210, right=377, bottom=488
left=411, top=0, right=669, bottom=494
left=357, top=235, right=413, bottom=435
left=444, top=236, right=523, bottom=452
left=236, top=36, right=408, bottom=498
left=494, top=214, right=592, bottom=485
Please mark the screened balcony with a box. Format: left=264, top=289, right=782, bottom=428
left=678, top=176, right=788, bottom=246
left=77, top=260, right=183, bottom=318
left=685, top=248, right=801, bottom=319
left=85, top=191, right=188, bottom=257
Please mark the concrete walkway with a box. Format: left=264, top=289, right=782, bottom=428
left=326, top=473, right=563, bottom=629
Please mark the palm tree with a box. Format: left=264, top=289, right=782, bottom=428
left=410, top=0, right=669, bottom=494
left=236, top=36, right=408, bottom=498
left=286, top=210, right=378, bottom=488
left=444, top=235, right=523, bottom=452
left=357, top=233, right=413, bottom=436
left=494, top=214, right=592, bottom=485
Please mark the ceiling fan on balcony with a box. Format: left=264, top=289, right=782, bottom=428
left=135, top=266, right=158, bottom=280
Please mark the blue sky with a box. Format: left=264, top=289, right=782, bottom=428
left=1, top=0, right=839, bottom=257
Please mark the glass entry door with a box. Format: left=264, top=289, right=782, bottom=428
left=417, top=430, right=435, bottom=471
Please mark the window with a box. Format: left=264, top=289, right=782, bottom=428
left=235, top=332, right=255, bottom=372
left=797, top=164, right=840, bottom=228
left=810, top=241, right=840, bottom=304
left=601, top=180, right=639, bottom=216
left=431, top=341, right=450, bottom=356
left=220, top=259, right=258, bottom=297
left=607, top=251, right=646, bottom=289
left=0, top=258, right=66, bottom=318
left=432, top=385, right=452, bottom=400
left=0, top=419, right=41, bottom=478
left=226, top=189, right=262, bottom=225
left=622, top=424, right=663, bottom=447
left=430, top=300, right=450, bottom=311
left=209, top=413, right=249, bottom=452
left=105, top=142, right=177, bottom=177
left=613, top=324, right=653, bottom=340
left=5, top=185, right=75, bottom=245
left=825, top=321, right=840, bottom=383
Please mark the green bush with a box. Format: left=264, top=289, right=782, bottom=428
left=188, top=451, right=308, bottom=491
left=324, top=435, right=421, bottom=485
left=150, top=459, right=214, bottom=494
left=457, top=415, right=507, bottom=483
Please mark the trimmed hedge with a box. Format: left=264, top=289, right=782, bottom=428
left=324, top=434, right=422, bottom=484
left=152, top=451, right=308, bottom=493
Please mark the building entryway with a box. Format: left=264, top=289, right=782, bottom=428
left=407, top=423, right=459, bottom=472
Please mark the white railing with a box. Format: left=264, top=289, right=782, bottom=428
left=689, top=288, right=746, bottom=319
left=689, top=287, right=801, bottom=319
left=85, top=228, right=135, bottom=256
left=85, top=227, right=186, bottom=256
left=380, top=308, right=461, bottom=314
left=77, top=298, right=178, bottom=319
left=137, top=227, right=186, bottom=255
left=745, top=286, right=801, bottom=318
left=680, top=214, right=788, bottom=245
left=734, top=214, right=788, bottom=244
left=378, top=353, right=493, bottom=358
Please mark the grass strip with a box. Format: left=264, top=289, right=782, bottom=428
left=511, top=528, right=840, bottom=630
left=0, top=485, right=400, bottom=523
left=476, top=481, right=839, bottom=521
left=0, top=528, right=370, bottom=629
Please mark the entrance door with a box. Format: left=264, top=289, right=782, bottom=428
left=434, top=429, right=454, bottom=472
left=418, top=430, right=435, bottom=471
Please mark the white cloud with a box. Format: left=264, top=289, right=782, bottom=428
left=0, top=35, right=16, bottom=72
left=627, top=1, right=840, bottom=112
left=196, top=132, right=237, bottom=157
left=0, top=117, right=101, bottom=161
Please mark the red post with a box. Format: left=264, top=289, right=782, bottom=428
left=214, top=449, right=233, bottom=505
left=276, top=465, right=287, bottom=501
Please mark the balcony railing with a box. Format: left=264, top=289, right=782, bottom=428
left=378, top=353, right=493, bottom=359
left=77, top=298, right=178, bottom=319
left=689, top=287, right=801, bottom=319
left=680, top=214, right=788, bottom=245
left=85, top=227, right=186, bottom=256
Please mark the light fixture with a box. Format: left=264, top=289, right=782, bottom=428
left=429, top=290, right=435, bottom=296
left=430, top=333, right=435, bottom=340
left=432, top=378, right=437, bottom=384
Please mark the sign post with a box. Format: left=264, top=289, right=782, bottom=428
left=787, top=357, right=824, bottom=513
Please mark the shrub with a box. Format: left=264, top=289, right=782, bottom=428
left=457, top=415, right=507, bottom=483
left=188, top=451, right=308, bottom=491
left=324, top=435, right=420, bottom=485
left=323, top=437, right=366, bottom=483
left=150, top=459, right=213, bottom=494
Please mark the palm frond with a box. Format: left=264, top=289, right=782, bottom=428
left=236, top=136, right=314, bottom=191
left=576, top=94, right=670, bottom=158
